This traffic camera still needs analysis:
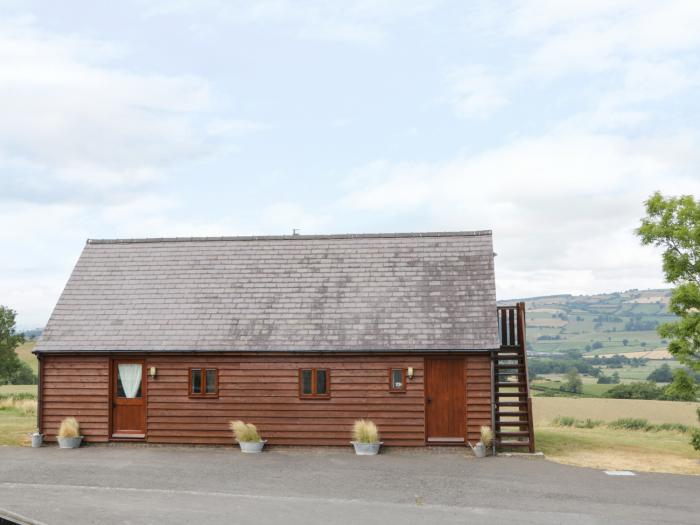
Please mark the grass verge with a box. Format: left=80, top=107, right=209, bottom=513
left=536, top=423, right=700, bottom=475
left=0, top=407, right=36, bottom=446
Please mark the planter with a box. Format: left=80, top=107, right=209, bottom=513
left=351, top=441, right=383, bottom=455
left=238, top=440, right=267, bottom=453
left=31, top=433, right=43, bottom=448
left=469, top=441, right=487, bottom=458
left=57, top=436, right=83, bottom=449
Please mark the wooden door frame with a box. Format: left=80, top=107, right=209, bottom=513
left=109, top=357, right=147, bottom=441
left=423, top=356, right=467, bottom=445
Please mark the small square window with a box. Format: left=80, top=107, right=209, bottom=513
left=389, top=368, right=406, bottom=392
left=205, top=369, right=217, bottom=394
left=191, top=369, right=202, bottom=394
left=299, top=368, right=330, bottom=399
left=189, top=368, right=218, bottom=397
left=316, top=369, right=327, bottom=394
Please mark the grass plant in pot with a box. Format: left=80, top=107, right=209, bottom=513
left=469, top=425, right=493, bottom=458
left=351, top=419, right=382, bottom=455
left=230, top=420, right=266, bottom=453
left=57, top=417, right=83, bottom=449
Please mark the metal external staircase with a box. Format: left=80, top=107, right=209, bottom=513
left=493, top=302, right=535, bottom=452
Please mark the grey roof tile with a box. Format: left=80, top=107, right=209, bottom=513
left=36, top=231, right=499, bottom=353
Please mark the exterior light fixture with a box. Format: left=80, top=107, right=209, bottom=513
left=148, top=366, right=157, bottom=378
left=407, top=367, right=414, bottom=380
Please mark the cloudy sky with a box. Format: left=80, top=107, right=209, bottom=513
left=2, top=0, right=700, bottom=328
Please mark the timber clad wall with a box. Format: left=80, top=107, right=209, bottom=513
left=148, top=355, right=425, bottom=446
left=42, top=356, right=110, bottom=442
left=42, top=353, right=492, bottom=446
left=465, top=355, right=492, bottom=443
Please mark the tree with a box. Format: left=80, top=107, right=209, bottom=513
left=604, top=382, right=665, bottom=400
left=597, top=373, right=612, bottom=384
left=647, top=363, right=674, bottom=383
left=622, top=339, right=629, bottom=347
left=691, top=429, right=700, bottom=452
left=637, top=192, right=700, bottom=371
left=664, top=368, right=698, bottom=401
left=560, top=368, right=583, bottom=394
left=0, top=306, right=26, bottom=385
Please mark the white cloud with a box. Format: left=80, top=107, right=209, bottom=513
left=445, top=66, right=509, bottom=118
left=0, top=15, right=255, bottom=327
left=340, top=131, right=700, bottom=299
left=259, top=202, right=331, bottom=235
left=451, top=1, right=700, bottom=122
left=0, top=16, right=231, bottom=202
left=140, top=0, right=439, bottom=44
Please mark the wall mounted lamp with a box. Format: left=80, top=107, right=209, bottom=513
left=148, top=366, right=157, bottom=378
left=407, top=367, right=414, bottom=380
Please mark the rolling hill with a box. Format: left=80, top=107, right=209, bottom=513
left=501, top=289, right=675, bottom=357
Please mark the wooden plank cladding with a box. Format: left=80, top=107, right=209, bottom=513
left=41, top=355, right=110, bottom=442
left=465, top=355, right=492, bottom=443
left=40, top=353, right=493, bottom=447
left=146, top=354, right=425, bottom=446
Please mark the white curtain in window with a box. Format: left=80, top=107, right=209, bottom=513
left=118, top=364, right=142, bottom=398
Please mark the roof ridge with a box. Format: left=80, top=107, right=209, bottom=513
left=87, top=230, right=492, bottom=244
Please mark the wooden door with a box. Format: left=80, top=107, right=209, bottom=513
left=111, top=359, right=146, bottom=439
left=425, top=358, right=466, bottom=443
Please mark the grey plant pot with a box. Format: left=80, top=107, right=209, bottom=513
left=469, top=441, right=487, bottom=458
left=57, top=436, right=83, bottom=449
left=351, top=441, right=383, bottom=455
left=238, top=440, right=267, bottom=453
left=31, top=433, right=43, bottom=448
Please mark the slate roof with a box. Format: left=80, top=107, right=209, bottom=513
left=35, top=231, right=499, bottom=353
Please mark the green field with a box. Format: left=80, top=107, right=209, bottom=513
left=15, top=341, right=38, bottom=373
left=502, top=289, right=675, bottom=356
left=531, top=379, right=614, bottom=397
left=0, top=385, right=38, bottom=395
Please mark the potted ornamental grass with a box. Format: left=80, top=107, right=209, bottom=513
left=469, top=425, right=493, bottom=458
left=57, top=417, right=83, bottom=449
left=229, top=420, right=266, bottom=453
left=351, top=419, right=382, bottom=455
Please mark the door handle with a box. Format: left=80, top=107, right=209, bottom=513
left=426, top=397, right=432, bottom=404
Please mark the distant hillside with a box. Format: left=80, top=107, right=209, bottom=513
left=500, top=289, right=675, bottom=357
left=15, top=341, right=38, bottom=374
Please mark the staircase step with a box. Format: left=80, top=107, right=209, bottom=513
left=497, top=441, right=531, bottom=447
left=495, top=392, right=528, bottom=398
left=494, top=319, right=534, bottom=453
left=496, top=422, right=530, bottom=429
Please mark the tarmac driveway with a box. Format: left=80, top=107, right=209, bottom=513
left=0, top=445, right=698, bottom=524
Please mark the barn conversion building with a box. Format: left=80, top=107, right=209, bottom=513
left=34, top=231, right=533, bottom=450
